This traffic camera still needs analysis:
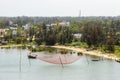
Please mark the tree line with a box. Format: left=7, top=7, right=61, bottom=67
left=81, top=19, right=120, bottom=52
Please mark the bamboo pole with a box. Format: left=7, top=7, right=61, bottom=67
left=59, top=56, right=64, bottom=68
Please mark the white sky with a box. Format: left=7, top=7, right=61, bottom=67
left=0, top=0, right=120, bottom=17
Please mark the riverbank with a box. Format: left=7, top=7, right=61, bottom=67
left=0, top=44, right=23, bottom=48
left=0, top=44, right=119, bottom=61
left=51, top=45, right=119, bottom=60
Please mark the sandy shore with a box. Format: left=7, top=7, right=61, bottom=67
left=0, top=44, right=22, bottom=48
left=51, top=45, right=119, bottom=60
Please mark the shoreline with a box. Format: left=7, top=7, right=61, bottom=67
left=0, top=44, right=119, bottom=61
left=0, top=44, right=22, bottom=48
left=51, top=45, right=119, bottom=60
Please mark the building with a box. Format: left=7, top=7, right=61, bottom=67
left=22, top=24, right=31, bottom=30
left=0, top=29, right=5, bottom=35
left=58, top=21, right=70, bottom=26
left=73, top=33, right=82, bottom=38
left=48, top=21, right=70, bottom=27
left=0, top=29, right=6, bottom=44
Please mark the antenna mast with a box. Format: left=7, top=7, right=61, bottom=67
left=79, top=10, right=81, bottom=17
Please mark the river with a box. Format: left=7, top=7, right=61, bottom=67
left=0, top=47, right=120, bottom=80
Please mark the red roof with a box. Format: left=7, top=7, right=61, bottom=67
left=0, top=29, right=5, bottom=33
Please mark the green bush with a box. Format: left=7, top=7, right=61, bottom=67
left=69, top=42, right=88, bottom=48
left=115, top=46, right=120, bottom=57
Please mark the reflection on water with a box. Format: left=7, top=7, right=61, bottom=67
left=0, top=47, right=120, bottom=80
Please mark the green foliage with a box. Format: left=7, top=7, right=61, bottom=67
left=22, top=44, right=26, bottom=49
left=29, top=46, right=56, bottom=52
left=77, top=52, right=83, bottom=56
left=35, top=24, right=73, bottom=45
left=69, top=22, right=80, bottom=33
left=114, top=46, right=120, bottom=57
left=15, top=37, right=22, bottom=44
left=105, top=38, right=115, bottom=52
left=69, top=42, right=88, bottom=48
left=41, top=42, right=46, bottom=45
left=81, top=21, right=105, bottom=47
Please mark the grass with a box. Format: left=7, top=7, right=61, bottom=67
left=114, top=46, right=120, bottom=57
left=68, top=42, right=88, bottom=48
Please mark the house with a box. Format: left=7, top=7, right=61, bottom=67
left=0, top=29, right=6, bottom=44
left=49, top=21, right=70, bottom=27
left=73, top=33, right=82, bottom=38
left=1, top=40, right=8, bottom=45
left=10, top=27, right=17, bottom=30
left=22, top=24, right=31, bottom=30
left=46, top=24, right=51, bottom=27
left=9, top=21, right=13, bottom=25
left=12, top=30, right=17, bottom=35
left=0, top=29, right=5, bottom=35
left=51, top=23, right=57, bottom=26
left=58, top=21, right=70, bottom=26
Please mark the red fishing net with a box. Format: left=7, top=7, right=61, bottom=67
left=36, top=53, right=81, bottom=64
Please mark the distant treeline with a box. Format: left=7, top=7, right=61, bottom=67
left=1, top=16, right=120, bottom=28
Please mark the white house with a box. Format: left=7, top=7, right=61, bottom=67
left=73, top=33, right=82, bottom=38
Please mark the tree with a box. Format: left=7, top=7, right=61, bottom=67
left=81, top=21, right=105, bottom=48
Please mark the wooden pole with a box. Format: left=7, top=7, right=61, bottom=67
left=28, top=55, right=31, bottom=66
left=19, top=48, right=22, bottom=72
left=59, top=56, right=64, bottom=68
left=85, top=54, right=89, bottom=65
left=19, top=30, right=22, bottom=72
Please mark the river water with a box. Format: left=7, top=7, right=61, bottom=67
left=0, top=47, right=120, bottom=80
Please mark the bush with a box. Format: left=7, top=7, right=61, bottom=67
left=15, top=37, right=22, bottom=44
left=115, top=46, right=120, bottom=57
left=69, top=42, right=88, bottom=48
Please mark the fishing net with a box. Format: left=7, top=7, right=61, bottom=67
left=36, top=53, right=81, bottom=64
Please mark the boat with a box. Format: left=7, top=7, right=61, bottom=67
left=115, top=59, right=120, bottom=63
left=36, top=53, right=81, bottom=64
left=28, top=55, right=37, bottom=59
left=91, top=59, right=100, bottom=61
left=27, top=52, right=37, bottom=59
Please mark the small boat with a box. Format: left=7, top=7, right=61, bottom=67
left=91, top=56, right=101, bottom=61
left=27, top=52, right=37, bottom=59
left=115, top=59, right=120, bottom=63
left=91, top=59, right=100, bottom=61
left=28, top=55, right=36, bottom=59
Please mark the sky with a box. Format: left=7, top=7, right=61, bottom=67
left=0, top=0, right=120, bottom=17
